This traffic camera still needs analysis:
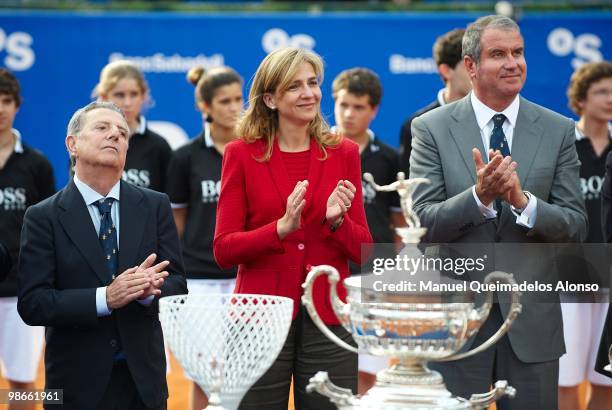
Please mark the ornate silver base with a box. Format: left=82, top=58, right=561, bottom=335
left=307, top=361, right=516, bottom=409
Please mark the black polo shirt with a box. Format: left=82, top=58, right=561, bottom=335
left=350, top=133, right=401, bottom=274
left=166, top=131, right=237, bottom=280
left=123, top=117, right=172, bottom=193
left=361, top=135, right=401, bottom=244
left=575, top=127, right=612, bottom=243
left=0, top=132, right=55, bottom=296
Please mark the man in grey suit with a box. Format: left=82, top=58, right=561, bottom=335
left=410, top=15, right=587, bottom=409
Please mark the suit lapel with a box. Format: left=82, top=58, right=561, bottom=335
left=497, top=98, right=543, bottom=231
left=449, top=97, right=486, bottom=184
left=58, top=182, right=110, bottom=286
left=118, top=181, right=146, bottom=272
left=510, top=97, right=543, bottom=187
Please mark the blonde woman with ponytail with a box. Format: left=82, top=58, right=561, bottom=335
left=166, top=65, right=243, bottom=410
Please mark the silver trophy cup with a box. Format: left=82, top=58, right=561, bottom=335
left=159, top=294, right=293, bottom=410
left=300, top=172, right=523, bottom=409
left=303, top=267, right=521, bottom=409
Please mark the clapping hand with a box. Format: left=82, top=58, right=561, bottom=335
left=326, top=180, right=356, bottom=225
left=473, top=149, right=517, bottom=206
left=277, top=180, right=308, bottom=240
left=136, top=253, right=170, bottom=300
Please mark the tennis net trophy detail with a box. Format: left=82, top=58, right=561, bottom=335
left=159, top=294, right=293, bottom=410
left=301, top=172, right=523, bottom=409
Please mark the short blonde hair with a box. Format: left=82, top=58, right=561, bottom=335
left=236, top=47, right=340, bottom=161
left=93, top=60, right=148, bottom=99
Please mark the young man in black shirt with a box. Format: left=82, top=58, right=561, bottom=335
left=332, top=67, right=404, bottom=394
left=398, top=28, right=471, bottom=174
left=0, top=68, right=55, bottom=408
left=560, top=61, right=612, bottom=410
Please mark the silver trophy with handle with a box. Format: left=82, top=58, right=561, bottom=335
left=301, top=172, right=522, bottom=409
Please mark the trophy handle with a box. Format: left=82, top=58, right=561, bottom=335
left=306, top=371, right=357, bottom=406
left=468, top=380, right=517, bottom=409
left=301, top=265, right=359, bottom=354
left=439, top=271, right=522, bottom=362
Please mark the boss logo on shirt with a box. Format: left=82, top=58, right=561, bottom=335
left=122, top=169, right=151, bottom=188
left=362, top=180, right=376, bottom=205
left=580, top=176, right=603, bottom=201
left=0, top=187, right=26, bottom=210
left=201, top=180, right=221, bottom=203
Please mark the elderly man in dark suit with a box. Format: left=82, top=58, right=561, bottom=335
left=18, top=101, right=187, bottom=410
left=410, top=15, right=587, bottom=410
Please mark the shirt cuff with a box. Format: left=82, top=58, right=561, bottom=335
left=96, top=287, right=112, bottom=317
left=511, top=191, right=537, bottom=228
left=137, top=295, right=155, bottom=306
left=472, top=186, right=497, bottom=219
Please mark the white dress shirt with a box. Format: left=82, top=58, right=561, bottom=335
left=73, top=175, right=152, bottom=316
left=469, top=92, right=537, bottom=228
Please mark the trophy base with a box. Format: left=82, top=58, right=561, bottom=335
left=358, top=362, right=471, bottom=409
left=307, top=361, right=515, bottom=409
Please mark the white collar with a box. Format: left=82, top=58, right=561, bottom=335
left=470, top=91, right=520, bottom=131
left=437, top=88, right=447, bottom=106
left=9, top=128, right=24, bottom=154
left=73, top=174, right=121, bottom=206
left=203, top=122, right=214, bottom=148
left=575, top=124, right=612, bottom=141
left=134, top=115, right=147, bottom=135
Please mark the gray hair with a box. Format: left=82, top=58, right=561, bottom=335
left=67, top=101, right=125, bottom=137
left=462, top=15, right=520, bottom=64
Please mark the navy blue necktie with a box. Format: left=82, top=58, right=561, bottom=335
left=490, top=114, right=510, bottom=157
left=490, top=114, right=509, bottom=216
left=94, top=198, right=118, bottom=281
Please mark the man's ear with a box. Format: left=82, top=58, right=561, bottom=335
left=66, top=135, right=77, bottom=159
left=262, top=93, right=276, bottom=110
left=464, top=56, right=477, bottom=79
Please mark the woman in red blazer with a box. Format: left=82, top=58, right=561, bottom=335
left=214, top=47, right=372, bottom=409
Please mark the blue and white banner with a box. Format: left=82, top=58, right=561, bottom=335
left=0, top=11, right=610, bottom=185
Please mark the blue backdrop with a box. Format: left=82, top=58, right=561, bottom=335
left=0, top=10, right=610, bottom=186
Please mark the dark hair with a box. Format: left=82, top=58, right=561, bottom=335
left=433, top=29, right=465, bottom=68
left=332, top=67, right=382, bottom=107
left=567, top=61, right=612, bottom=116
left=0, top=69, right=22, bottom=107
left=187, top=66, right=242, bottom=106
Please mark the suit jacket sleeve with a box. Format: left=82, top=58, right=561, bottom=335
left=18, top=204, right=99, bottom=327
left=214, top=142, right=285, bottom=269
left=155, top=193, right=187, bottom=299
left=529, top=120, right=587, bottom=242
left=410, top=116, right=488, bottom=243
left=322, top=142, right=372, bottom=263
